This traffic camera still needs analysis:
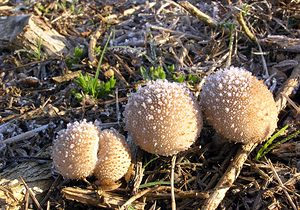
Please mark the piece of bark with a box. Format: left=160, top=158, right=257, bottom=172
left=0, top=14, right=73, bottom=56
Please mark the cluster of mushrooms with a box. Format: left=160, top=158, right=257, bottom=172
left=52, top=66, right=278, bottom=185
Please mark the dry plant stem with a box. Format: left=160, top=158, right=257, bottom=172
left=171, top=155, right=177, bottom=210
left=24, top=190, right=29, bottom=210
left=132, top=150, right=144, bottom=194
left=120, top=186, right=162, bottom=210
left=62, top=187, right=145, bottom=209
left=148, top=24, right=205, bottom=41
left=178, top=1, right=218, bottom=28
left=88, top=24, right=104, bottom=66
left=202, top=62, right=300, bottom=210
left=225, top=31, right=234, bottom=68
left=20, top=177, right=42, bottom=210
left=46, top=201, right=50, bottom=210
left=104, top=2, right=156, bottom=23
left=235, top=8, right=270, bottom=77
left=276, top=55, right=300, bottom=112
left=202, top=143, right=257, bottom=210
left=257, top=42, right=269, bottom=78
left=113, top=54, right=136, bottom=76
left=282, top=93, right=300, bottom=114
left=40, top=175, right=63, bottom=206
left=236, top=12, right=256, bottom=42
left=266, top=158, right=298, bottom=210
left=2, top=124, right=49, bottom=144
left=110, top=66, right=130, bottom=86
left=146, top=187, right=209, bottom=199
left=198, top=52, right=229, bottom=91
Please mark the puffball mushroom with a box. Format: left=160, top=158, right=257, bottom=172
left=94, top=128, right=131, bottom=185
left=124, top=80, right=203, bottom=156
left=200, top=67, right=278, bottom=144
left=52, top=120, right=99, bottom=179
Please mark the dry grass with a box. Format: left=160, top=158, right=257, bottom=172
left=0, top=0, right=300, bottom=209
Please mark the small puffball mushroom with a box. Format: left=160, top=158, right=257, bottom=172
left=200, top=67, right=278, bottom=144
left=124, top=79, right=203, bottom=156
left=94, top=128, right=131, bottom=185
left=52, top=120, right=99, bottom=179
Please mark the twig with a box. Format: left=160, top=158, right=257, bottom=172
left=62, top=187, right=145, bottom=209
left=112, top=53, right=136, bottom=76
left=276, top=55, right=300, bottom=112
left=257, top=42, right=269, bottom=78
left=201, top=143, right=257, bottom=210
left=266, top=158, right=298, bottom=210
left=24, top=189, right=29, bottom=210
left=132, top=150, right=144, bottom=194
left=40, top=175, right=63, bottom=206
left=146, top=186, right=209, bottom=199
left=282, top=93, right=300, bottom=114
left=20, top=177, right=42, bottom=210
left=120, top=186, right=162, bottom=210
left=234, top=5, right=270, bottom=78
left=147, top=24, right=207, bottom=41
left=178, top=1, right=218, bottom=28
left=171, top=155, right=177, bottom=210
left=202, top=58, right=300, bottom=210
left=3, top=124, right=49, bottom=145
left=102, top=2, right=156, bottom=23
left=198, top=52, right=229, bottom=91
left=225, top=28, right=235, bottom=68
left=236, top=10, right=256, bottom=42
left=115, top=87, right=121, bottom=126
left=88, top=24, right=104, bottom=66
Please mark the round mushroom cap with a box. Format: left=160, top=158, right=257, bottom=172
left=94, top=128, right=131, bottom=185
left=200, top=67, right=278, bottom=144
left=124, top=80, right=203, bottom=156
left=52, top=120, right=99, bottom=179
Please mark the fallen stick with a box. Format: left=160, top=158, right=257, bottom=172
left=178, top=1, right=218, bottom=28
left=62, top=187, right=145, bottom=210
left=2, top=124, right=49, bottom=145
left=202, top=56, right=300, bottom=210
left=88, top=24, right=104, bottom=66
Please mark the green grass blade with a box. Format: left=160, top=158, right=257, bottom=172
left=256, top=125, right=289, bottom=160
left=95, top=31, right=112, bottom=80
left=139, top=181, right=170, bottom=189
left=261, top=129, right=300, bottom=157
left=143, top=156, right=159, bottom=169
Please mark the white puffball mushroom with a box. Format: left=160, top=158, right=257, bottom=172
left=200, top=66, right=278, bottom=144
left=94, top=128, right=132, bottom=185
left=52, top=120, right=99, bottom=179
left=124, top=79, right=203, bottom=156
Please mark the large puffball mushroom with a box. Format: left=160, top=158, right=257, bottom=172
left=124, top=79, right=203, bottom=156
left=200, top=67, right=278, bottom=144
left=93, top=128, right=131, bottom=185
left=52, top=120, right=99, bottom=179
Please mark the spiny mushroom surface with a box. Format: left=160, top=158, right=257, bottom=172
left=94, top=128, right=131, bottom=185
left=124, top=79, right=203, bottom=156
left=52, top=120, right=99, bottom=179
left=200, top=67, right=278, bottom=144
